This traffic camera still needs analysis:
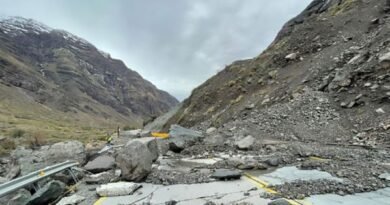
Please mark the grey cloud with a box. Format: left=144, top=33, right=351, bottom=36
left=0, top=0, right=311, bottom=100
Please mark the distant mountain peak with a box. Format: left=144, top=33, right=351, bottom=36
left=0, top=16, right=52, bottom=36
left=0, top=16, right=178, bottom=133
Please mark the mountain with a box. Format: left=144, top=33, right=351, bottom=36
left=0, top=17, right=178, bottom=141
left=164, top=0, right=390, bottom=146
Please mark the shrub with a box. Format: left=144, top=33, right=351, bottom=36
left=0, top=138, right=16, bottom=156
left=10, top=129, right=25, bottom=138
left=27, top=131, right=47, bottom=149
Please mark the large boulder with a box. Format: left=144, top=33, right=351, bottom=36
left=96, top=182, right=141, bottom=197
left=168, top=125, right=203, bottom=153
left=27, top=180, right=66, bottom=205
left=235, top=135, right=255, bottom=150
left=12, top=141, right=86, bottom=175
left=116, top=141, right=154, bottom=182
left=84, top=155, right=115, bottom=174
left=132, top=138, right=159, bottom=162
left=169, top=124, right=202, bottom=138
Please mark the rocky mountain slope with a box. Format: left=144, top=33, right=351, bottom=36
left=165, top=0, right=390, bottom=147
left=0, top=17, right=178, bottom=141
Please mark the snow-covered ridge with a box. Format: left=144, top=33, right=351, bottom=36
left=0, top=16, right=90, bottom=46
left=0, top=16, right=52, bottom=36
left=0, top=16, right=111, bottom=58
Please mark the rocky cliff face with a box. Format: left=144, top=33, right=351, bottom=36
left=165, top=0, right=390, bottom=146
left=0, top=17, right=178, bottom=137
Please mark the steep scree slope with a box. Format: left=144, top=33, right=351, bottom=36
left=165, top=0, right=390, bottom=146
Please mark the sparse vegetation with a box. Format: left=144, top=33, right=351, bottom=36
left=0, top=138, right=16, bottom=156
left=26, top=131, right=47, bottom=149
left=329, top=0, right=357, bottom=16
left=10, top=128, right=25, bottom=138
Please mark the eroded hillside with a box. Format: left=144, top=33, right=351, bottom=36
left=166, top=0, right=390, bottom=148
left=0, top=17, right=178, bottom=143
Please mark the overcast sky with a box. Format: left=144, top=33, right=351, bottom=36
left=0, top=0, right=311, bottom=100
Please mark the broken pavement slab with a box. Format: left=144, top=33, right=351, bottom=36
left=96, top=182, right=142, bottom=197
left=94, top=180, right=270, bottom=205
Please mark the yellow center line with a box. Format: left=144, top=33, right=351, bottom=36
left=243, top=172, right=313, bottom=205
left=93, top=197, right=107, bottom=205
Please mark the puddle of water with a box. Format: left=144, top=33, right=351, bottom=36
left=307, top=188, right=390, bottom=205
left=258, top=166, right=343, bottom=185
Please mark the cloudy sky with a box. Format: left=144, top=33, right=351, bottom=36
left=0, top=0, right=311, bottom=100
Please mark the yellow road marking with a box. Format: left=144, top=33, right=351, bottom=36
left=243, top=173, right=313, bottom=205
left=151, top=132, right=169, bottom=139
left=93, top=197, right=107, bottom=205
left=243, top=173, right=277, bottom=194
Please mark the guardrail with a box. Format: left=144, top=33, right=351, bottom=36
left=0, top=160, right=79, bottom=197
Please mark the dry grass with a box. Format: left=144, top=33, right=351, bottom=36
left=329, top=0, right=357, bottom=16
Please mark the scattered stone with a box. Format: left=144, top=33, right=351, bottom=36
left=329, top=69, right=351, bottom=90
left=340, top=101, right=348, bottom=108
left=8, top=189, right=31, bottom=205
left=245, top=103, right=255, bottom=110
left=379, top=52, right=390, bottom=69
left=268, top=198, right=290, bottom=205
left=370, top=18, right=379, bottom=24
left=204, top=134, right=225, bottom=146
left=265, top=158, right=280, bottom=167
left=379, top=173, right=390, bottom=181
left=376, top=108, right=385, bottom=114
left=56, top=194, right=86, bottom=205
left=116, top=141, right=153, bottom=182
left=96, top=182, right=141, bottom=197
left=206, top=127, right=217, bottom=134
left=285, top=53, right=298, bottom=60
left=28, top=180, right=66, bottom=205
left=120, top=129, right=142, bottom=138
left=84, top=155, right=115, bottom=174
left=235, top=135, right=255, bottom=150
left=211, top=169, right=242, bottom=180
